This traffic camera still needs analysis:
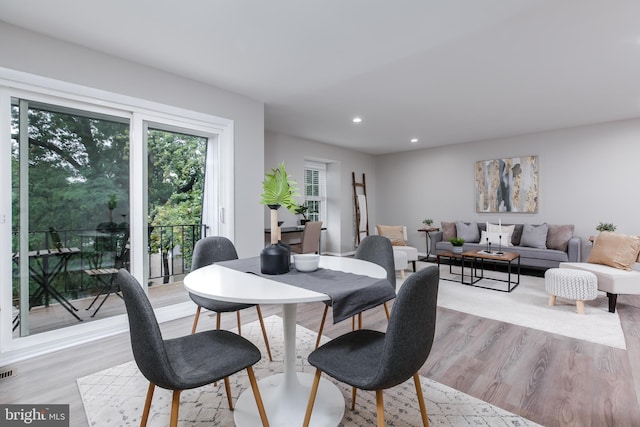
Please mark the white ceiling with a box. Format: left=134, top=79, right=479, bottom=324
left=2, top=0, right=640, bottom=154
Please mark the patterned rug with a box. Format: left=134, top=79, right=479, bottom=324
left=78, top=315, right=540, bottom=426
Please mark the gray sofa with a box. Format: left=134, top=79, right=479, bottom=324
left=432, top=221, right=581, bottom=269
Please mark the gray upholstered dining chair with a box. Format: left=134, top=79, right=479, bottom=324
left=314, top=235, right=395, bottom=348
left=303, top=265, right=439, bottom=427
left=290, top=221, right=323, bottom=254
left=189, top=236, right=272, bottom=361
left=116, top=269, right=270, bottom=427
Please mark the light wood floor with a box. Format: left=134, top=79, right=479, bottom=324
left=1, top=265, right=639, bottom=427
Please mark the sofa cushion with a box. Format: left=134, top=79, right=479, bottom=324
left=561, top=262, right=640, bottom=294
left=485, top=223, right=514, bottom=247
left=510, top=224, right=524, bottom=246
left=376, top=224, right=405, bottom=246
left=520, top=223, right=548, bottom=249
left=456, top=221, right=479, bottom=243
left=587, top=231, right=640, bottom=271
left=480, top=230, right=512, bottom=247
left=441, top=221, right=456, bottom=241
left=546, top=224, right=575, bottom=251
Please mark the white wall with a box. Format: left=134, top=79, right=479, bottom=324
left=265, top=131, right=377, bottom=254
left=375, top=118, right=640, bottom=260
left=0, top=22, right=265, bottom=258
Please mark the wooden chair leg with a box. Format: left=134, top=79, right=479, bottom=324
left=246, top=366, right=270, bottom=426
left=303, top=369, right=322, bottom=427
left=223, top=377, right=233, bottom=409
left=191, top=306, right=201, bottom=334
left=576, top=300, right=585, bottom=315
left=216, top=312, right=221, bottom=329
left=237, top=311, right=242, bottom=335
left=256, top=305, right=273, bottom=361
left=375, top=389, right=385, bottom=427
left=413, top=372, right=430, bottom=427
left=358, top=313, right=363, bottom=329
left=548, top=295, right=556, bottom=306
left=141, top=383, right=155, bottom=427
left=383, top=302, right=390, bottom=320
left=315, top=306, right=329, bottom=349
left=351, top=386, right=357, bottom=410
left=170, top=389, right=181, bottom=427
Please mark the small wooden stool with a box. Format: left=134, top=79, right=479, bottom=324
left=545, top=268, right=597, bottom=314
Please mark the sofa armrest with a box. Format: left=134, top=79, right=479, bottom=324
left=431, top=231, right=443, bottom=244
left=567, top=236, right=582, bottom=262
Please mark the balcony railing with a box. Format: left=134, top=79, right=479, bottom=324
left=11, top=224, right=206, bottom=307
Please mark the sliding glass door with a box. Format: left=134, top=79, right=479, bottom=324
left=11, top=98, right=130, bottom=337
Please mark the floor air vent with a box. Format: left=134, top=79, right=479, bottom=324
left=0, top=368, right=14, bottom=380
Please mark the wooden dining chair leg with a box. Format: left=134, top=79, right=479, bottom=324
left=315, top=306, right=329, bottom=349
left=414, top=372, right=430, bottom=427
left=358, top=313, right=363, bottom=329
left=246, top=366, right=270, bottom=426
left=170, top=389, right=181, bottom=427
left=216, top=312, right=222, bottom=329
left=351, top=386, right=357, bottom=410
left=303, top=369, right=322, bottom=427
left=375, top=389, right=385, bottom=427
left=383, top=302, right=390, bottom=320
left=256, top=305, right=273, bottom=361
left=223, top=377, right=234, bottom=409
left=191, top=306, right=201, bottom=334
left=141, top=383, right=155, bottom=427
left=236, top=311, right=242, bottom=335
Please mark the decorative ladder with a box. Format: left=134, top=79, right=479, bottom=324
left=352, top=172, right=369, bottom=245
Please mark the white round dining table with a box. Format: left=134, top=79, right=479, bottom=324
left=183, top=255, right=386, bottom=427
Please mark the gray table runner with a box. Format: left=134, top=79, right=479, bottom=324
left=217, top=257, right=395, bottom=323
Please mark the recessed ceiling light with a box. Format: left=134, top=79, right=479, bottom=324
left=410, top=138, right=419, bottom=143
left=352, top=117, right=362, bottom=123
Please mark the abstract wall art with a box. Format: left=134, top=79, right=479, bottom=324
left=475, top=155, right=538, bottom=213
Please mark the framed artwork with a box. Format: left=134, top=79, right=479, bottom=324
left=475, top=155, right=538, bottom=213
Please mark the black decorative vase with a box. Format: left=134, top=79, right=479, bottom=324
left=261, top=204, right=290, bottom=274
left=260, top=243, right=290, bottom=274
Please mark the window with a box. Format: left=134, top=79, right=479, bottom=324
left=303, top=161, right=326, bottom=223
left=1, top=70, right=234, bottom=354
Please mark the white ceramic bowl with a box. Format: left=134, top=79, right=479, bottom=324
left=293, top=254, right=320, bottom=272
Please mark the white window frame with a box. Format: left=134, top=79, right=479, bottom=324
left=304, top=161, right=327, bottom=223
left=0, top=68, right=234, bottom=363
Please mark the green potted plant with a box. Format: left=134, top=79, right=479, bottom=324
left=596, top=222, right=616, bottom=232
left=422, top=218, right=434, bottom=227
left=295, top=204, right=309, bottom=225
left=260, top=162, right=299, bottom=211
left=449, top=237, right=465, bottom=254
left=260, top=162, right=299, bottom=274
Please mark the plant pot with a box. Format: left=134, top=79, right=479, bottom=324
left=299, top=219, right=309, bottom=226
left=260, top=243, right=290, bottom=274
left=452, top=246, right=463, bottom=254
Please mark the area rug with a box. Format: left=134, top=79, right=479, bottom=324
left=404, top=263, right=625, bottom=349
left=78, top=316, right=540, bottom=426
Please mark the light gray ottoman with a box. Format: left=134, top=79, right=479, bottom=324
left=545, top=268, right=598, bottom=314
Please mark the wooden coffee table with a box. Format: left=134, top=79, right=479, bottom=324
left=461, top=250, right=521, bottom=292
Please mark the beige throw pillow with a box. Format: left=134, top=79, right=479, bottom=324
left=587, top=231, right=640, bottom=271
left=441, top=222, right=456, bottom=241
left=376, top=224, right=406, bottom=246
left=546, top=224, right=575, bottom=251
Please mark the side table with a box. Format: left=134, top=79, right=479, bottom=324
left=418, top=227, right=440, bottom=261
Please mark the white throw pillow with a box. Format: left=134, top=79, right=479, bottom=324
left=480, top=230, right=513, bottom=247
